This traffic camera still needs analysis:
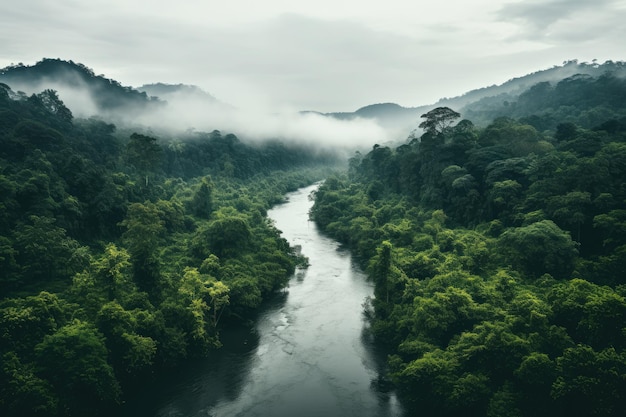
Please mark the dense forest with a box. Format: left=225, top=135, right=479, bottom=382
left=3, top=58, right=626, bottom=417
left=0, top=81, right=339, bottom=416
left=311, top=71, right=626, bottom=416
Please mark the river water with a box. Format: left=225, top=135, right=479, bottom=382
left=122, top=183, right=404, bottom=417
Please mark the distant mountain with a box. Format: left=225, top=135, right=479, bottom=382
left=441, top=60, right=625, bottom=109
left=0, top=59, right=236, bottom=127
left=325, top=103, right=427, bottom=129
left=138, top=82, right=234, bottom=114
left=139, top=83, right=217, bottom=102
left=3, top=58, right=625, bottom=134
left=0, top=58, right=162, bottom=118
left=325, top=60, right=626, bottom=129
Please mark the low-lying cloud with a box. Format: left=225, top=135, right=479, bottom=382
left=8, top=80, right=404, bottom=153
left=133, top=90, right=399, bottom=151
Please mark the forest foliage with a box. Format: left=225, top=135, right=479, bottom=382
left=3, top=62, right=626, bottom=417
left=0, top=82, right=338, bottom=416
left=311, top=71, right=626, bottom=417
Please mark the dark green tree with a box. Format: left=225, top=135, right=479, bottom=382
left=192, top=176, right=214, bottom=219
left=34, top=320, right=121, bottom=416
left=125, top=133, right=162, bottom=186
left=499, top=220, right=579, bottom=278
left=119, top=202, right=165, bottom=293
left=419, top=107, right=461, bottom=136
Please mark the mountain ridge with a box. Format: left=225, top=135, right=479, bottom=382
left=1, top=58, right=625, bottom=131
left=0, top=58, right=162, bottom=116
left=324, top=59, right=626, bottom=129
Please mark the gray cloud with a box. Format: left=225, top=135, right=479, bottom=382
left=1, top=1, right=624, bottom=114
left=66, top=13, right=436, bottom=111
left=497, top=0, right=621, bottom=39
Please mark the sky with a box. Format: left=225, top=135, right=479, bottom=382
left=1, top=0, right=625, bottom=113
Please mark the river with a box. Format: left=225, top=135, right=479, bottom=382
left=122, top=183, right=404, bottom=417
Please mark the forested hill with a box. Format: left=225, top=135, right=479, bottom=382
left=0, top=58, right=163, bottom=117
left=311, top=82, right=626, bottom=415
left=322, top=60, right=626, bottom=131
left=0, top=79, right=338, bottom=416
left=138, top=83, right=220, bottom=104
left=461, top=64, right=626, bottom=128
left=4, top=58, right=625, bottom=136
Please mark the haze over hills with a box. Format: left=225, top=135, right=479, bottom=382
left=138, top=83, right=217, bottom=102
left=0, top=58, right=390, bottom=148
left=323, top=59, right=626, bottom=130
left=3, top=53, right=626, bottom=417
left=1, top=58, right=625, bottom=144
left=0, top=58, right=163, bottom=119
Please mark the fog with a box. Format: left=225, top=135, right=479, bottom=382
left=7, top=79, right=99, bottom=117
left=134, top=94, right=401, bottom=150
left=10, top=79, right=408, bottom=152
left=2, top=1, right=624, bottom=113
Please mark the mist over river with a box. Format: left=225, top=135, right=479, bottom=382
left=122, top=183, right=404, bottom=417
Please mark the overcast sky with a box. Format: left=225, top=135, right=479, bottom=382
left=1, top=0, right=624, bottom=112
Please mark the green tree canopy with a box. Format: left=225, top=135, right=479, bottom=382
left=419, top=107, right=461, bottom=136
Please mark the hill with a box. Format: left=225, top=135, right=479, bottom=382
left=325, top=102, right=428, bottom=130
left=310, top=62, right=626, bottom=417
left=2, top=57, right=625, bottom=142
left=323, top=60, right=626, bottom=131
left=0, top=75, right=339, bottom=416
left=138, top=83, right=217, bottom=102
left=0, top=58, right=163, bottom=118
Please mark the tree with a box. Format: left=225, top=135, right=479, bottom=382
left=193, top=211, right=251, bottom=258
left=177, top=267, right=226, bottom=351
left=0, top=291, right=71, bottom=356
left=514, top=352, right=557, bottom=416
left=34, top=320, right=121, bottom=416
left=207, top=280, right=230, bottom=327
left=228, top=277, right=262, bottom=310
left=0, top=235, right=19, bottom=291
left=95, top=301, right=157, bottom=374
left=192, top=176, right=214, bottom=219
left=411, top=286, right=482, bottom=346
left=36, top=89, right=73, bottom=127
left=451, top=320, right=531, bottom=384
left=552, top=345, right=626, bottom=417
left=86, top=244, right=135, bottom=303
left=120, top=202, right=165, bottom=259
left=419, top=107, right=461, bottom=136
left=369, top=240, right=393, bottom=304
left=0, top=351, right=58, bottom=416
left=125, top=133, right=162, bottom=186
left=547, top=191, right=591, bottom=242
left=393, top=349, right=458, bottom=414
left=119, top=202, right=165, bottom=293
left=555, top=122, right=578, bottom=141
left=593, top=209, right=626, bottom=251
left=499, top=220, right=579, bottom=278
left=487, top=180, right=523, bottom=225
left=12, top=215, right=82, bottom=283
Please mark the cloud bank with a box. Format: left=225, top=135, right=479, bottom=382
left=2, top=0, right=624, bottom=114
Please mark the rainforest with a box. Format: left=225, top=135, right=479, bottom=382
left=1, top=59, right=626, bottom=417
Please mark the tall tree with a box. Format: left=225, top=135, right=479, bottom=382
left=419, top=107, right=461, bottom=137
left=125, top=133, right=162, bottom=186
left=34, top=320, right=121, bottom=416
left=119, top=202, right=165, bottom=293
left=192, top=176, right=214, bottom=219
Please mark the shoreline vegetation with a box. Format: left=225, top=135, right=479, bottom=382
left=0, top=82, right=338, bottom=416
left=3, top=59, right=626, bottom=416
left=311, top=89, right=626, bottom=416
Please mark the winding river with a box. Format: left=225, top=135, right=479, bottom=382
left=122, top=183, right=404, bottom=417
